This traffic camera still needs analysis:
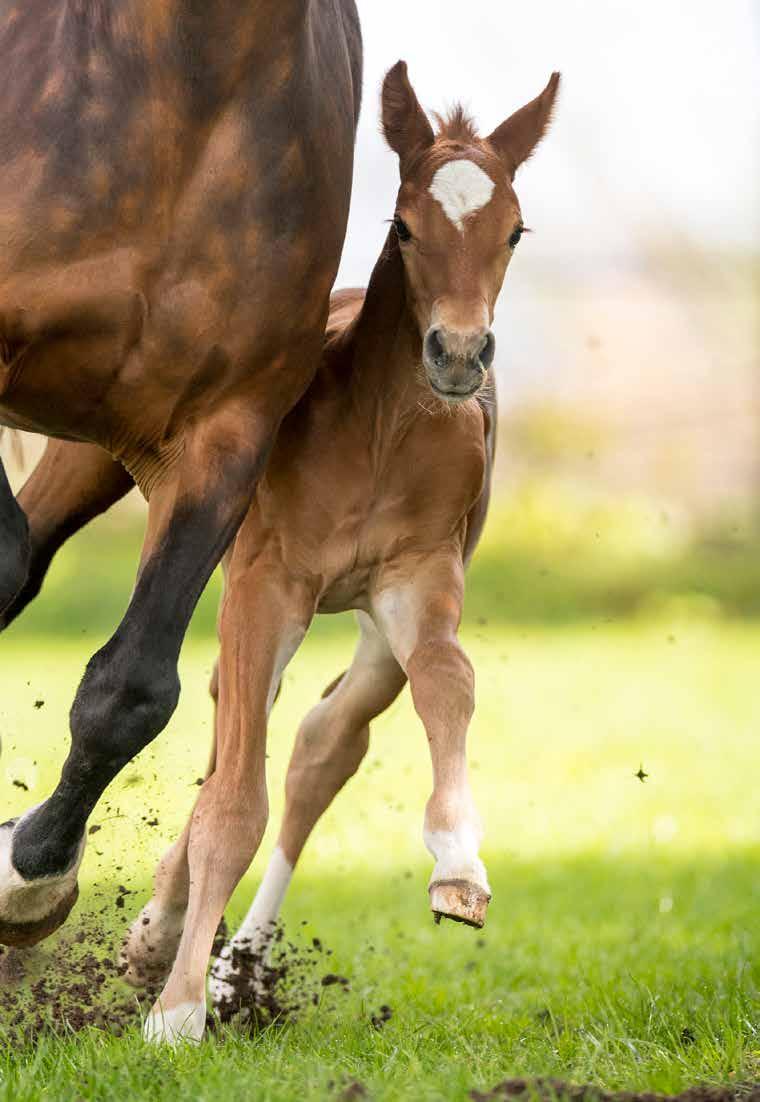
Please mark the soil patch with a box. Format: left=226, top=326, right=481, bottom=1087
left=470, top=1079, right=760, bottom=1102
left=0, top=903, right=344, bottom=1041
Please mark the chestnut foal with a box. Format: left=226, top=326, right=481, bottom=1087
left=112, top=61, right=559, bottom=1042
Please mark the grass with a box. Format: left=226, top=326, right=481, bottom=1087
left=0, top=615, right=759, bottom=1100
left=9, top=482, right=760, bottom=641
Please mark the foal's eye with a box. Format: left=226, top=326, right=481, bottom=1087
left=393, top=216, right=412, bottom=243
left=508, top=225, right=524, bottom=249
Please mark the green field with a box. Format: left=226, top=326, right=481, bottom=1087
left=1, top=604, right=759, bottom=1099
left=1, top=490, right=760, bottom=1099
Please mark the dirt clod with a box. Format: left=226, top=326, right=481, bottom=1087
left=338, top=1082, right=369, bottom=1100
left=469, top=1079, right=760, bottom=1102
left=211, top=924, right=348, bottom=1029
left=370, top=1004, right=392, bottom=1030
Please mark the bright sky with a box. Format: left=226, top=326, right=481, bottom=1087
left=338, top=0, right=760, bottom=287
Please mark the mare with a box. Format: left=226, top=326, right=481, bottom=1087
left=0, top=0, right=362, bottom=952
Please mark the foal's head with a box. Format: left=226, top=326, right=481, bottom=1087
left=382, top=62, right=559, bottom=403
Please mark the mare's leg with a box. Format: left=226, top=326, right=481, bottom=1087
left=144, top=556, right=313, bottom=1043
left=210, top=613, right=406, bottom=1011
left=373, top=553, right=491, bottom=928
left=119, top=668, right=220, bottom=989
left=0, top=395, right=290, bottom=948
left=0, top=453, right=30, bottom=616
left=0, top=439, right=134, bottom=631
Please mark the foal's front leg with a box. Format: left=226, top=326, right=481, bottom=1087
left=0, top=400, right=279, bottom=948
left=144, top=556, right=313, bottom=1044
left=373, top=552, right=491, bottom=928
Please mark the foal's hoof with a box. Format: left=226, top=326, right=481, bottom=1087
left=429, top=879, right=491, bottom=929
left=119, top=899, right=186, bottom=989
left=0, top=818, right=82, bottom=947
left=143, top=999, right=206, bottom=1045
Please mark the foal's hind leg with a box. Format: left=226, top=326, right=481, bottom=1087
left=210, top=613, right=406, bottom=1013
left=0, top=440, right=133, bottom=631
left=0, top=454, right=30, bottom=618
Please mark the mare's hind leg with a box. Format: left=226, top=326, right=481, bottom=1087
left=144, top=554, right=313, bottom=1044
left=0, top=440, right=133, bottom=631
left=0, top=454, right=30, bottom=617
left=0, top=397, right=283, bottom=948
left=210, top=613, right=406, bottom=1013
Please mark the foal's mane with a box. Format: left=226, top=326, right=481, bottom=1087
left=432, top=104, right=479, bottom=144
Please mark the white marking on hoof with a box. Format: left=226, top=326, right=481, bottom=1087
left=209, top=846, right=292, bottom=1012
left=119, top=897, right=187, bottom=988
left=0, top=809, right=85, bottom=945
left=424, top=825, right=491, bottom=893
left=429, top=159, right=495, bottom=232
left=143, top=999, right=206, bottom=1045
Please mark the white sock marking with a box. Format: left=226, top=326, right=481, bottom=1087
left=429, top=159, right=495, bottom=232
left=236, top=846, right=293, bottom=944
left=0, top=807, right=85, bottom=923
left=424, top=825, right=490, bottom=894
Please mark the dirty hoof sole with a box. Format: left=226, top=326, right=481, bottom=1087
left=429, top=879, right=490, bottom=929
left=0, top=883, right=79, bottom=948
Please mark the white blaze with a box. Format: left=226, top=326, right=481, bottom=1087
left=429, top=159, right=495, bottom=232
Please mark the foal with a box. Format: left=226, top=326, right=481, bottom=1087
left=116, top=61, right=561, bottom=1042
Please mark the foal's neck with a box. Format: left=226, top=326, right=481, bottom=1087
left=349, top=234, right=425, bottom=406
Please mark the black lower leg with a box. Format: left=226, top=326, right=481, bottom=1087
left=11, top=476, right=265, bottom=880
left=0, top=458, right=30, bottom=615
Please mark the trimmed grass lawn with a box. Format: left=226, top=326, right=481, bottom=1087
left=0, top=620, right=758, bottom=1100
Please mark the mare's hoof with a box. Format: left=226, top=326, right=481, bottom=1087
left=119, top=899, right=186, bottom=989
left=0, top=817, right=83, bottom=947
left=143, top=999, right=206, bottom=1045
left=0, top=883, right=79, bottom=947
left=429, top=878, right=491, bottom=929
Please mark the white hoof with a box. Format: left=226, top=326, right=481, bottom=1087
left=119, top=899, right=186, bottom=988
left=0, top=812, right=85, bottom=947
left=143, top=999, right=206, bottom=1045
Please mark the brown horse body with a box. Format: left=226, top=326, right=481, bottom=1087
left=3, top=62, right=559, bottom=1041
left=0, top=0, right=361, bottom=962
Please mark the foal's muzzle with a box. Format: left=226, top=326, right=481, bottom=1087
left=422, top=326, right=495, bottom=402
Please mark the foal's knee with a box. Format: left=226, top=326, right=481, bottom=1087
left=0, top=504, right=30, bottom=616
left=69, top=643, right=180, bottom=774
left=407, top=639, right=474, bottom=726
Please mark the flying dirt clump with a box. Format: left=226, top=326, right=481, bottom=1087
left=0, top=899, right=344, bottom=1041
left=211, top=925, right=351, bottom=1029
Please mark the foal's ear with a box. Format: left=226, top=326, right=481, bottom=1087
left=487, top=72, right=561, bottom=178
left=382, top=60, right=435, bottom=177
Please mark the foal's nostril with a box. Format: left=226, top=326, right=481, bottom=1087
left=479, top=331, right=496, bottom=371
left=423, top=327, right=447, bottom=369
